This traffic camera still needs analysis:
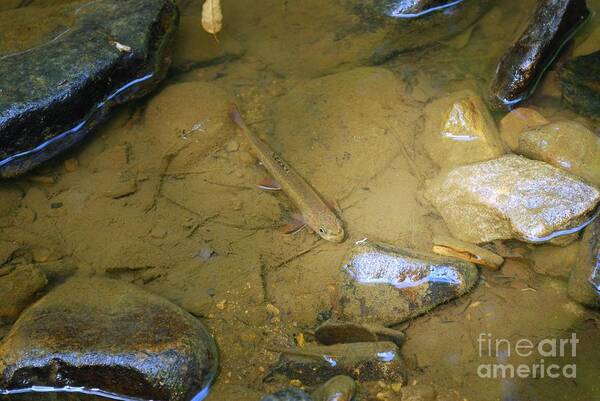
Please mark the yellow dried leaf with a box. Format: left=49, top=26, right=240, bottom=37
left=201, top=0, right=222, bottom=38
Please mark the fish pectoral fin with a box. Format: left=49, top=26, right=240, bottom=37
left=280, top=216, right=306, bottom=235
left=325, top=198, right=342, bottom=215
left=257, top=177, right=282, bottom=191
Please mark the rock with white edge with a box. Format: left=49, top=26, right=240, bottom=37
left=426, top=155, right=600, bottom=244
left=423, top=90, right=505, bottom=168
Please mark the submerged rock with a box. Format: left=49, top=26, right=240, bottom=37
left=336, top=240, right=478, bottom=326
left=0, top=266, right=47, bottom=324
left=499, top=107, right=549, bottom=151
left=172, top=16, right=244, bottom=72
left=560, top=50, right=600, bottom=118
left=268, top=342, right=405, bottom=385
left=489, top=0, right=590, bottom=109
left=423, top=90, right=504, bottom=168
left=427, top=155, right=600, bottom=244
left=262, top=387, right=313, bottom=401
left=0, top=277, right=218, bottom=401
left=315, top=321, right=405, bottom=347
left=401, top=384, right=436, bottom=401
left=348, top=0, right=493, bottom=63
left=568, top=218, right=600, bottom=308
left=517, top=121, right=600, bottom=187
left=372, top=0, right=472, bottom=18
left=0, top=0, right=178, bottom=177
left=235, top=0, right=492, bottom=77
left=312, top=375, right=356, bottom=401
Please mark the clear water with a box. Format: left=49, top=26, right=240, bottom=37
left=0, top=0, right=599, bottom=400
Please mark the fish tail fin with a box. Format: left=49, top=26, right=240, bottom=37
left=228, top=104, right=246, bottom=128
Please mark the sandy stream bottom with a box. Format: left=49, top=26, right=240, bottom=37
left=1, top=0, right=600, bottom=400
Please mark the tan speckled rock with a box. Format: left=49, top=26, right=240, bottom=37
left=426, top=155, right=600, bottom=244
left=517, top=121, right=600, bottom=187
left=499, top=107, right=549, bottom=151
left=423, top=90, right=505, bottom=168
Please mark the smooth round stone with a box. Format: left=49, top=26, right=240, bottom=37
left=0, top=277, right=218, bottom=401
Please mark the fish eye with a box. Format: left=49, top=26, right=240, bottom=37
left=319, top=226, right=326, bottom=233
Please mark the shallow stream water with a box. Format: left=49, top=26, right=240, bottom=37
left=1, top=0, right=599, bottom=400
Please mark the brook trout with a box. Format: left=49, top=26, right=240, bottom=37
left=228, top=105, right=345, bottom=243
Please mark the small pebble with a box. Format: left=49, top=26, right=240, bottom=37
left=265, top=303, right=280, bottom=316
left=50, top=202, right=63, bottom=209
left=197, top=244, right=216, bottom=261
left=31, top=247, right=52, bottom=263
left=238, top=151, right=256, bottom=165
left=225, top=140, right=240, bottom=152
left=216, top=300, right=227, bottom=310
left=289, top=379, right=302, bottom=387
left=63, top=158, right=79, bottom=172
left=150, top=227, right=167, bottom=239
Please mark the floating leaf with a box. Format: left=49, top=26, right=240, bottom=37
left=201, top=0, right=222, bottom=41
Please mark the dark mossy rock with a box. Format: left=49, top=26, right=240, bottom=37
left=0, top=0, right=179, bottom=178
left=568, top=218, right=600, bottom=308
left=489, top=0, right=590, bottom=109
left=560, top=50, right=600, bottom=118
left=336, top=240, right=479, bottom=326
left=0, top=277, right=218, bottom=401
left=266, top=342, right=405, bottom=386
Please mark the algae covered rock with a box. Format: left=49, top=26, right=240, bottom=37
left=0, top=0, right=178, bottom=177
left=336, top=239, right=479, bottom=326
left=423, top=90, right=505, bottom=168
left=517, top=121, right=600, bottom=187
left=560, top=50, right=600, bottom=118
left=0, top=277, right=218, bottom=401
left=427, top=155, right=600, bottom=244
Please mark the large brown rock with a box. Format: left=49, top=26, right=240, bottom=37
left=0, top=266, right=47, bottom=324
left=0, top=277, right=218, bottom=401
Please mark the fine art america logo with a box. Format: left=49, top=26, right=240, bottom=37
left=477, top=333, right=578, bottom=379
